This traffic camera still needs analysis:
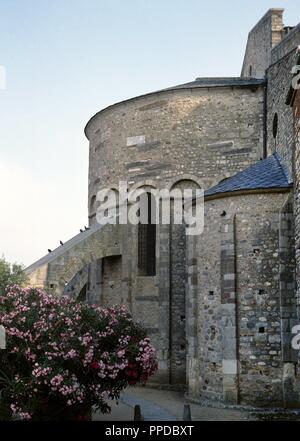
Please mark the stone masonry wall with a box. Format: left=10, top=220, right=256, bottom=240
left=293, top=89, right=300, bottom=403
left=186, top=191, right=296, bottom=407
left=86, top=85, right=265, bottom=225
left=86, top=259, right=102, bottom=304
left=241, top=9, right=284, bottom=79
left=102, top=256, right=123, bottom=306
left=279, top=195, right=298, bottom=407
left=169, top=181, right=200, bottom=386
left=63, top=265, right=88, bottom=299
left=267, top=49, right=298, bottom=173
left=26, top=223, right=122, bottom=296
left=271, top=24, right=300, bottom=65
left=235, top=193, right=294, bottom=407
left=170, top=222, right=187, bottom=385
left=294, top=90, right=300, bottom=298
left=84, top=84, right=265, bottom=387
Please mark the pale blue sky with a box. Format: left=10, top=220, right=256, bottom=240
left=0, top=0, right=298, bottom=265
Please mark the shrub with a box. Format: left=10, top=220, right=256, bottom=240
left=0, top=258, right=27, bottom=294
left=0, top=286, right=157, bottom=420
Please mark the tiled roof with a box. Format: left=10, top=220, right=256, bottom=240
left=205, top=153, right=292, bottom=198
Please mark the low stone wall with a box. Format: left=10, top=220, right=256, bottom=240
left=26, top=223, right=122, bottom=296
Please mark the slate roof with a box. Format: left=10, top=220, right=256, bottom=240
left=164, top=77, right=266, bottom=91
left=205, top=153, right=292, bottom=198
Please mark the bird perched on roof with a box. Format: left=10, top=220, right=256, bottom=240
left=60, top=240, right=64, bottom=245
left=48, top=249, right=52, bottom=253
left=84, top=226, right=90, bottom=231
left=80, top=229, right=84, bottom=233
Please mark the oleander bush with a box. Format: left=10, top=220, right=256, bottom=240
left=0, top=285, right=157, bottom=420
left=0, top=258, right=27, bottom=294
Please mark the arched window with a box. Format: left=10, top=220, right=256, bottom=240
left=138, top=192, right=156, bottom=276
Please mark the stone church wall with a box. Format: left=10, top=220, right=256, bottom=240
left=241, top=9, right=284, bottom=79
left=293, top=90, right=300, bottom=342
left=271, top=23, right=300, bottom=65
left=25, top=7, right=300, bottom=405
left=186, top=191, right=296, bottom=407
left=86, top=85, right=265, bottom=225
left=101, top=255, right=123, bottom=306
left=267, top=49, right=299, bottom=173
left=84, top=83, right=266, bottom=387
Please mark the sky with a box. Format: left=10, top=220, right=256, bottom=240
left=0, top=0, right=299, bottom=266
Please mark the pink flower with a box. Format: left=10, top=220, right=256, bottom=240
left=0, top=285, right=157, bottom=420
left=117, top=349, right=125, bottom=358
left=50, top=374, right=64, bottom=387
left=64, top=349, right=77, bottom=359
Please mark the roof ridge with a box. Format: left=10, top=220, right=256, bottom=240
left=273, top=152, right=292, bottom=184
